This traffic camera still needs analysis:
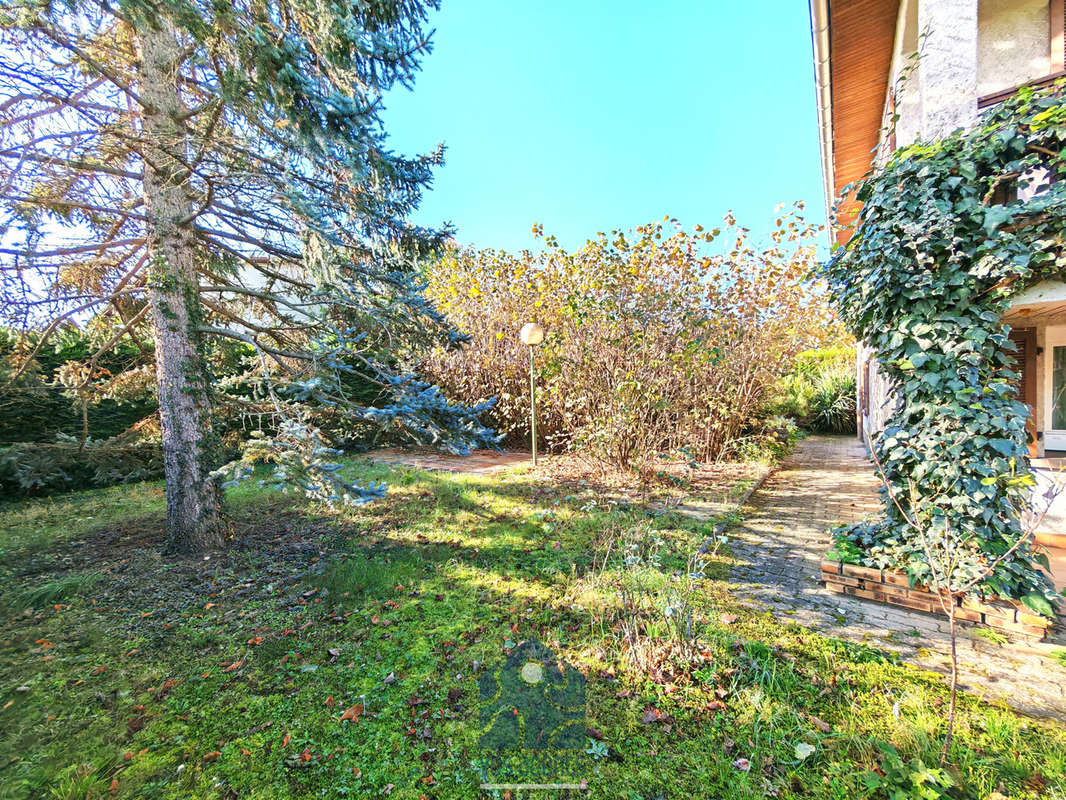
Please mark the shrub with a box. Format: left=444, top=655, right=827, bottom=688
left=771, top=346, right=857, bottom=434
left=0, top=326, right=156, bottom=446
left=423, top=210, right=838, bottom=469
left=0, top=436, right=164, bottom=499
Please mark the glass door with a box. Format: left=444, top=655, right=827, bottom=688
left=1046, top=326, right=1066, bottom=450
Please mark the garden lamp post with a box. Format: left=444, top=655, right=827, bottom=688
left=519, top=322, right=545, bottom=466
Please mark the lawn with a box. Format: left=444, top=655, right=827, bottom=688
left=1, top=459, right=1064, bottom=799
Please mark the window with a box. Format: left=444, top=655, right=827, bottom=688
left=1053, top=344, right=1066, bottom=430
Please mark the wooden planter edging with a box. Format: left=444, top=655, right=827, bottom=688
left=820, top=560, right=1053, bottom=640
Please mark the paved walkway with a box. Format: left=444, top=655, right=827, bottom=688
left=728, top=435, right=1066, bottom=720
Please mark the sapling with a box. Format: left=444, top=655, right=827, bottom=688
left=868, top=440, right=1062, bottom=764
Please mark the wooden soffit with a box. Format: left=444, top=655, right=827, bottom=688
left=829, top=0, right=899, bottom=235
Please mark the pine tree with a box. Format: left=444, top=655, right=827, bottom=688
left=0, top=0, right=495, bottom=552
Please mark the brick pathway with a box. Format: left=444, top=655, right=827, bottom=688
left=728, top=435, right=1066, bottom=720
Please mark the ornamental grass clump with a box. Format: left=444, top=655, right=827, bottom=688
left=822, top=81, right=1066, bottom=615
left=770, top=346, right=857, bottom=434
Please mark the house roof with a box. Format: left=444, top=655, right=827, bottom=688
left=810, top=0, right=899, bottom=240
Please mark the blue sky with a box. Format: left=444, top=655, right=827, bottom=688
left=383, top=1, right=825, bottom=252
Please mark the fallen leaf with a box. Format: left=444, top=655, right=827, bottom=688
left=339, top=704, right=364, bottom=723
left=640, top=706, right=669, bottom=724
left=156, top=678, right=179, bottom=697
left=127, top=715, right=148, bottom=734
left=325, top=696, right=335, bottom=709
left=91, top=665, right=106, bottom=675
left=223, top=660, right=243, bottom=673
left=247, top=636, right=263, bottom=646
left=805, top=714, right=831, bottom=733
left=300, top=746, right=311, bottom=763
left=1024, top=772, right=1048, bottom=793
left=282, top=732, right=291, bottom=747
left=203, top=751, right=221, bottom=761
left=720, top=614, right=738, bottom=625
left=795, top=741, right=815, bottom=760
left=732, top=757, right=750, bottom=772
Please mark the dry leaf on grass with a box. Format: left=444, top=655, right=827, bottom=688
left=339, top=704, right=364, bottom=723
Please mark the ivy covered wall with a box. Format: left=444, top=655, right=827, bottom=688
left=822, top=83, right=1066, bottom=616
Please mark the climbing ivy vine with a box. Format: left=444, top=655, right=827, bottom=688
left=822, top=82, right=1066, bottom=614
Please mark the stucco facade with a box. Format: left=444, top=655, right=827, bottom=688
left=888, top=0, right=1051, bottom=151
left=978, top=0, right=1054, bottom=96
left=919, top=0, right=979, bottom=136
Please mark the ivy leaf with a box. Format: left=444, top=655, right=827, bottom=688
left=987, top=438, right=1015, bottom=456
left=982, top=205, right=1014, bottom=235
left=1021, top=592, right=1055, bottom=618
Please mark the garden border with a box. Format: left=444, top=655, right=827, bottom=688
left=820, top=560, right=1055, bottom=640
left=695, top=467, right=774, bottom=556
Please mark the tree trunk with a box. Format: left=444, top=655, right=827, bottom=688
left=941, top=600, right=959, bottom=766
left=138, top=20, right=222, bottom=553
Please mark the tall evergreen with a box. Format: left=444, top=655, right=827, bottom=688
left=0, top=0, right=494, bottom=551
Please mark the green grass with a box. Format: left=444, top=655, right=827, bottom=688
left=0, top=460, right=1064, bottom=799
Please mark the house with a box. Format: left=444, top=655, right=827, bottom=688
left=811, top=0, right=1066, bottom=444
left=810, top=0, right=1066, bottom=575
